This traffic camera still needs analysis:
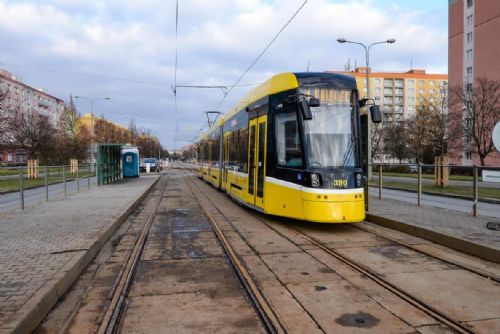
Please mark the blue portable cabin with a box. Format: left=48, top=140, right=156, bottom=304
left=122, top=146, right=140, bottom=178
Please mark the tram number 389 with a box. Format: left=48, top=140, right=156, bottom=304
left=332, top=179, right=348, bottom=188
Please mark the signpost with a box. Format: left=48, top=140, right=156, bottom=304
left=493, top=121, right=500, bottom=152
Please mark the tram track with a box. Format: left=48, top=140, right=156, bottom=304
left=352, top=223, right=500, bottom=284
left=178, top=164, right=496, bottom=334
left=273, top=224, right=478, bottom=334
left=182, top=169, right=285, bottom=334
left=96, top=175, right=167, bottom=334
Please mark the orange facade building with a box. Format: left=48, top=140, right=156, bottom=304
left=332, top=67, right=448, bottom=162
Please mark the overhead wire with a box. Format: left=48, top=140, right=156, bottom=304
left=0, top=61, right=172, bottom=87
left=0, top=61, right=257, bottom=89
left=174, top=0, right=180, bottom=130
left=214, top=0, right=308, bottom=111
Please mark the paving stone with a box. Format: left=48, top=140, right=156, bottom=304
left=0, top=175, right=158, bottom=329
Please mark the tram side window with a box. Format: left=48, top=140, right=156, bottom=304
left=214, top=135, right=220, bottom=167
left=238, top=128, right=248, bottom=173
left=275, top=112, right=303, bottom=167
left=230, top=130, right=238, bottom=169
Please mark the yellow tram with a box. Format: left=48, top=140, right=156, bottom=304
left=196, top=72, right=381, bottom=223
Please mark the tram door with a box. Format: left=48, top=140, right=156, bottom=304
left=248, top=115, right=267, bottom=209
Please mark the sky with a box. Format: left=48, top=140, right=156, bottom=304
left=0, top=0, right=448, bottom=150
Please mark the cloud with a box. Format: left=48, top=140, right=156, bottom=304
left=0, top=0, right=447, bottom=148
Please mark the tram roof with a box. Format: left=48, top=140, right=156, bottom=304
left=200, top=72, right=356, bottom=138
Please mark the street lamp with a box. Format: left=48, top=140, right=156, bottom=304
left=337, top=37, right=396, bottom=209
left=74, top=96, right=111, bottom=171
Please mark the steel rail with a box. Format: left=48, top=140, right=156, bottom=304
left=353, top=223, right=500, bottom=284
left=182, top=171, right=284, bottom=334
left=273, top=223, right=477, bottom=334
left=97, top=175, right=167, bottom=334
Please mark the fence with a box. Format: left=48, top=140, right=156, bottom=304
left=0, top=163, right=97, bottom=211
left=370, top=163, right=500, bottom=217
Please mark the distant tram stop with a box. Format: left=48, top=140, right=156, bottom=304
left=96, top=144, right=123, bottom=186
left=122, top=145, right=140, bottom=178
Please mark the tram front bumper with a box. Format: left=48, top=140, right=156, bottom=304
left=301, top=191, right=365, bottom=223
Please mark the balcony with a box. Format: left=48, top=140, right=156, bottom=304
left=38, top=99, right=49, bottom=108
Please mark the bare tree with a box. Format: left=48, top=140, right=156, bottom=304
left=0, top=81, right=13, bottom=144
left=449, top=77, right=500, bottom=166
left=60, top=95, right=84, bottom=158
left=128, top=118, right=138, bottom=144
left=406, top=98, right=448, bottom=163
left=8, top=110, right=54, bottom=159
left=384, top=121, right=410, bottom=163
left=371, top=123, right=384, bottom=161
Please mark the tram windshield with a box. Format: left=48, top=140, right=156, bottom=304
left=301, top=89, right=358, bottom=168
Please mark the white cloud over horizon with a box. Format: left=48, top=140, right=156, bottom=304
left=0, top=0, right=448, bottom=149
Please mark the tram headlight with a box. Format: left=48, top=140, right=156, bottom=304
left=355, top=173, right=363, bottom=188
left=310, top=173, right=321, bottom=188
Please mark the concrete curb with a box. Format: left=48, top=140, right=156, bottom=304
left=2, top=176, right=160, bottom=334
left=366, top=213, right=500, bottom=265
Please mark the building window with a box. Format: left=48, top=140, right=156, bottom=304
left=466, top=150, right=472, bottom=161
left=384, top=79, right=393, bottom=87
left=467, top=32, right=473, bottom=44
left=467, top=15, right=473, bottom=26
left=466, top=49, right=473, bottom=60
left=466, top=66, right=473, bottom=76
left=467, top=0, right=473, bottom=8
left=418, top=80, right=424, bottom=86
left=466, top=83, right=473, bottom=92
left=395, top=79, right=404, bottom=87
left=384, top=88, right=393, bottom=95
left=374, top=78, right=381, bottom=86
left=418, top=89, right=424, bottom=95
left=407, top=79, right=414, bottom=87
left=408, top=97, right=414, bottom=104
left=407, top=88, right=414, bottom=96
left=429, top=97, right=435, bottom=103
left=429, top=80, right=434, bottom=86
left=375, top=87, right=381, bottom=96
left=429, top=89, right=435, bottom=95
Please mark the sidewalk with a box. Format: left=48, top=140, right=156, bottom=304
left=0, top=175, right=159, bottom=334
left=367, top=196, right=500, bottom=264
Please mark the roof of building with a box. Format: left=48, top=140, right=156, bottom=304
left=331, top=67, right=448, bottom=80
left=0, top=68, right=64, bottom=103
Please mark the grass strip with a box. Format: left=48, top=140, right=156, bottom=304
left=371, top=181, right=500, bottom=200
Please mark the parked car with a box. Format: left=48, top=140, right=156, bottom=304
left=140, top=158, right=160, bottom=173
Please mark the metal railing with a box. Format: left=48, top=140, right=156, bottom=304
left=369, top=163, right=500, bottom=217
left=0, top=163, right=97, bottom=211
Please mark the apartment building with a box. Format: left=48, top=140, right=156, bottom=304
left=332, top=67, right=448, bottom=161
left=335, top=67, right=448, bottom=124
left=0, top=68, right=65, bottom=162
left=449, top=0, right=500, bottom=166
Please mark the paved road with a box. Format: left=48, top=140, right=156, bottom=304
left=372, top=175, right=500, bottom=189
left=0, top=176, right=97, bottom=212
left=369, top=187, right=500, bottom=219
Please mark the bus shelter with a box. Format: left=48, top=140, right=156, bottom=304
left=97, top=143, right=123, bottom=185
